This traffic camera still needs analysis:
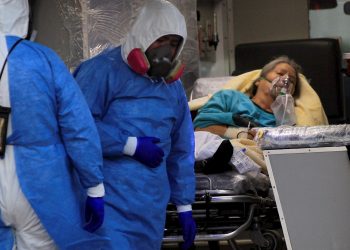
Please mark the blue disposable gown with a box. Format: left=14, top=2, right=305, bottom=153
left=194, top=89, right=276, bottom=128
left=0, top=36, right=109, bottom=249
left=74, top=46, right=196, bottom=250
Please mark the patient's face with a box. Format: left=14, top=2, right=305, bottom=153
left=265, top=63, right=297, bottom=96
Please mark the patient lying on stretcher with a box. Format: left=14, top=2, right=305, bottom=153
left=191, top=56, right=328, bottom=176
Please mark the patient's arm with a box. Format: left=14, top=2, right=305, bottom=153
left=196, top=125, right=256, bottom=140
left=195, top=125, right=228, bottom=137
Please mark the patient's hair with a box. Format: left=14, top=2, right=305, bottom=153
left=251, top=56, right=302, bottom=97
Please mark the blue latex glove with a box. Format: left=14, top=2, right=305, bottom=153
left=178, top=211, right=196, bottom=250
left=133, top=136, right=164, bottom=167
left=84, top=196, right=104, bottom=233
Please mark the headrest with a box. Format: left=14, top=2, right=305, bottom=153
left=233, top=38, right=343, bottom=124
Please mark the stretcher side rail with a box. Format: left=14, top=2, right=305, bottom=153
left=164, top=204, right=256, bottom=242
left=164, top=193, right=277, bottom=243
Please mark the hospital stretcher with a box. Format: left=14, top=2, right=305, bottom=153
left=163, top=124, right=350, bottom=249
left=163, top=169, right=285, bottom=250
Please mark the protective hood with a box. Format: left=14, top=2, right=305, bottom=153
left=121, top=0, right=187, bottom=65
left=0, top=0, right=29, bottom=37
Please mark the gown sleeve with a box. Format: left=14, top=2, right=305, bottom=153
left=74, top=56, right=129, bottom=158
left=167, top=82, right=196, bottom=205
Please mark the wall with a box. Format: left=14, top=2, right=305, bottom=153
left=197, top=0, right=310, bottom=78
left=310, top=0, right=350, bottom=56
left=232, top=0, right=309, bottom=46
left=197, top=0, right=232, bottom=77
left=31, top=0, right=77, bottom=70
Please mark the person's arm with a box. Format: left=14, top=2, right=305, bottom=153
left=74, top=58, right=129, bottom=157
left=193, top=90, right=246, bottom=129
left=167, top=83, right=196, bottom=205
left=167, top=83, right=196, bottom=249
left=194, top=90, right=259, bottom=139
left=49, top=51, right=104, bottom=190
left=193, top=90, right=235, bottom=128
left=75, top=58, right=165, bottom=167
left=195, top=124, right=228, bottom=137
left=47, top=48, right=105, bottom=232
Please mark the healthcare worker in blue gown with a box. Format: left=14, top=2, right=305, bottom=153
left=74, top=0, right=196, bottom=249
left=0, top=0, right=108, bottom=249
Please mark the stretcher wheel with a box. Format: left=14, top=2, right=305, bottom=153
left=260, top=229, right=284, bottom=250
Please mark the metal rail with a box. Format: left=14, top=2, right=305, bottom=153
left=163, top=204, right=257, bottom=242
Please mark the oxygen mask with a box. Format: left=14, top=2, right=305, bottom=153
left=270, top=73, right=293, bottom=98
left=270, top=73, right=296, bottom=126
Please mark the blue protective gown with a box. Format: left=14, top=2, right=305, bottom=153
left=0, top=36, right=109, bottom=249
left=74, top=46, right=196, bottom=250
left=194, top=89, right=276, bottom=129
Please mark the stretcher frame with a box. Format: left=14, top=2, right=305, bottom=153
left=163, top=175, right=284, bottom=250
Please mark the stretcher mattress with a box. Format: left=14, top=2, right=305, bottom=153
left=256, top=124, right=350, bottom=150
left=196, top=170, right=270, bottom=195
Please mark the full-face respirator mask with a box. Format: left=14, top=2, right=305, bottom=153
left=269, top=74, right=297, bottom=126
left=127, top=44, right=184, bottom=83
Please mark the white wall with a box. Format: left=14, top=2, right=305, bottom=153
left=310, top=1, right=350, bottom=56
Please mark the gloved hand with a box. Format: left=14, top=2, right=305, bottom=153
left=178, top=211, right=196, bottom=250
left=84, top=196, right=104, bottom=233
left=133, top=136, right=164, bottom=167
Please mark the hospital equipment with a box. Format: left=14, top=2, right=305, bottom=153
left=163, top=170, right=283, bottom=250
left=260, top=124, right=350, bottom=250
left=164, top=125, right=350, bottom=249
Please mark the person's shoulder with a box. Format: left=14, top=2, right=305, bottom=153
left=15, top=37, right=66, bottom=64
left=170, top=78, right=184, bottom=89
left=79, top=46, right=124, bottom=71
left=22, top=38, right=56, bottom=54
left=93, top=46, right=123, bottom=63
left=74, top=46, right=129, bottom=81
left=6, top=36, right=48, bottom=53
left=5, top=36, right=67, bottom=69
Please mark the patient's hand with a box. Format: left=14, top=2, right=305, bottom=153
left=248, top=128, right=257, bottom=140
left=195, top=125, right=228, bottom=137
